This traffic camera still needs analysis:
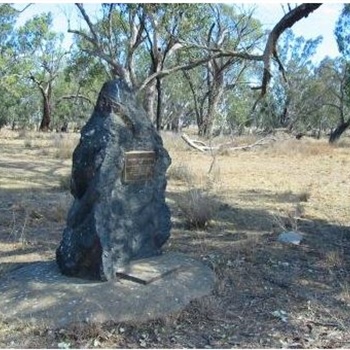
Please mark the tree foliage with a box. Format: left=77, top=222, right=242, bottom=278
left=330, top=4, right=350, bottom=142
left=1, top=3, right=348, bottom=140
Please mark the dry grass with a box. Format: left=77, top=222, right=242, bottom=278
left=167, top=164, right=195, bottom=183
left=59, top=174, right=71, bottom=191
left=52, top=134, right=78, bottom=160
left=264, top=137, right=335, bottom=157
left=0, top=130, right=349, bottom=348
left=296, top=190, right=311, bottom=202
left=23, top=138, right=33, bottom=149
left=177, top=188, right=219, bottom=229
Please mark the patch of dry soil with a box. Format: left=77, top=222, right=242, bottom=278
left=0, top=130, right=349, bottom=348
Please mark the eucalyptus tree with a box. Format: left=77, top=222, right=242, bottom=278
left=68, top=3, right=321, bottom=135
left=50, top=71, right=95, bottom=131
left=266, top=30, right=323, bottom=131
left=0, top=4, right=20, bottom=128
left=158, top=72, right=194, bottom=131
left=181, top=4, right=263, bottom=136
left=315, top=57, right=350, bottom=142
left=59, top=48, right=108, bottom=130
left=69, top=3, right=213, bottom=130
left=329, top=3, right=350, bottom=142
left=18, top=12, right=67, bottom=131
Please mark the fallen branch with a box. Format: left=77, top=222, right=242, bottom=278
left=224, top=136, right=276, bottom=151
left=181, top=133, right=276, bottom=153
left=181, top=133, right=218, bottom=152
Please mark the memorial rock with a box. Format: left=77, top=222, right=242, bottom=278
left=56, top=79, right=172, bottom=281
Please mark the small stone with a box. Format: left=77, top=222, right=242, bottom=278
left=271, top=310, right=288, bottom=322
left=278, top=231, right=303, bottom=245
left=57, top=342, right=71, bottom=349
left=93, top=339, right=101, bottom=347
left=139, top=339, right=147, bottom=347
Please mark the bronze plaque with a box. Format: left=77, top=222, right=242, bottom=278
left=123, top=151, right=156, bottom=183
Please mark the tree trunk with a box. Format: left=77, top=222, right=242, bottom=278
left=199, top=80, right=224, bottom=137
left=39, top=93, right=51, bottom=132
left=205, top=91, right=222, bottom=136
left=143, top=81, right=156, bottom=122
left=31, top=76, right=53, bottom=132
left=155, top=77, right=162, bottom=131
left=329, top=119, right=350, bottom=143
left=171, top=115, right=179, bottom=132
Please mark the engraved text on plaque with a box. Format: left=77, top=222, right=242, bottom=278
left=123, top=151, right=156, bottom=183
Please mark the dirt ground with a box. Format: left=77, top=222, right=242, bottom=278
left=0, top=129, right=349, bottom=348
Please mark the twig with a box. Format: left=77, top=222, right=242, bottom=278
left=306, top=319, right=344, bottom=329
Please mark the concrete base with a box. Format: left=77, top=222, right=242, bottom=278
left=0, top=253, right=215, bottom=327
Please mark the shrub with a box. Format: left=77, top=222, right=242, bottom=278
left=177, top=188, right=218, bottom=229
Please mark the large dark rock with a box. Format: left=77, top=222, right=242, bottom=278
left=56, top=79, right=171, bottom=281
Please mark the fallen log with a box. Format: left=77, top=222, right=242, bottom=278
left=181, top=133, right=218, bottom=152
left=181, top=133, right=276, bottom=153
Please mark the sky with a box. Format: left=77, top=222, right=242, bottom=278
left=12, top=2, right=344, bottom=64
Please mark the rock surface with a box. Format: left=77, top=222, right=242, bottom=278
left=0, top=253, right=215, bottom=327
left=56, top=79, right=171, bottom=281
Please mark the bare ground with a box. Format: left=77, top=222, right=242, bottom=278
left=0, top=129, right=349, bottom=348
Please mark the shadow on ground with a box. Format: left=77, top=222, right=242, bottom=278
left=164, top=188, right=350, bottom=348
left=0, top=185, right=349, bottom=348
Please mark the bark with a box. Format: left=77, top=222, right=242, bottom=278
left=182, top=70, right=202, bottom=133
left=329, top=119, right=350, bottom=143
left=29, top=74, right=54, bottom=132
left=143, top=81, right=156, bottom=121
left=156, top=77, right=162, bottom=130
left=39, top=93, right=51, bottom=131
left=202, top=70, right=224, bottom=136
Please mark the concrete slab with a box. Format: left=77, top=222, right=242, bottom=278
left=0, top=252, right=215, bottom=327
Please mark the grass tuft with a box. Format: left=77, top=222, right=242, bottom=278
left=167, top=164, right=194, bottom=183
left=297, top=190, right=311, bottom=202
left=24, top=138, right=33, bottom=148
left=177, top=188, right=218, bottom=229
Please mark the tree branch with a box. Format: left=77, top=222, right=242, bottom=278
left=137, top=49, right=263, bottom=92
left=68, top=27, right=123, bottom=76
left=75, top=3, right=99, bottom=43
left=70, top=5, right=128, bottom=82
left=259, top=3, right=322, bottom=97
left=56, top=94, right=93, bottom=105
left=16, top=3, right=32, bottom=14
